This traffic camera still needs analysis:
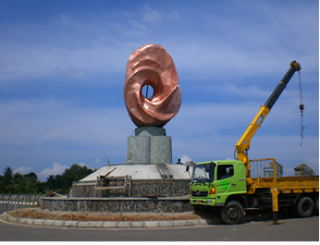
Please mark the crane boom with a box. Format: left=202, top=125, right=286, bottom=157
left=235, top=61, right=301, bottom=177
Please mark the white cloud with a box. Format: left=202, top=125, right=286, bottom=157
left=142, top=6, right=162, bottom=23
left=77, top=162, right=95, bottom=171
left=167, top=99, right=318, bottom=176
left=0, top=2, right=317, bottom=83
left=54, top=66, right=88, bottom=78
left=0, top=1, right=317, bottom=180
left=0, top=98, right=131, bottom=145
left=0, top=94, right=317, bottom=177
left=35, top=162, right=94, bottom=181
left=129, top=20, right=147, bottom=31
left=13, top=166, right=32, bottom=175
left=168, top=41, right=318, bottom=81
left=180, top=155, right=192, bottom=164
left=59, top=13, right=71, bottom=23
left=0, top=98, right=131, bottom=174
left=37, top=162, right=68, bottom=181
left=173, top=133, right=318, bottom=175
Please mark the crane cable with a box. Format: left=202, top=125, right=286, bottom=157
left=298, top=70, right=305, bottom=146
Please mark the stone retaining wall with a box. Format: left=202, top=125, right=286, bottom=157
left=41, top=196, right=193, bottom=213
left=71, top=179, right=190, bottom=197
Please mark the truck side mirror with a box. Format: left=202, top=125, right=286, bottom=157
left=205, top=164, right=211, bottom=172
left=186, top=165, right=189, bottom=172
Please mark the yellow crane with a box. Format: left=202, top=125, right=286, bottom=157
left=235, top=61, right=301, bottom=177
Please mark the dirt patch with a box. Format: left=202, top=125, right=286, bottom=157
left=8, top=207, right=206, bottom=222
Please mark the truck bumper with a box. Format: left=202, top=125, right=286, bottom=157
left=190, top=198, right=216, bottom=206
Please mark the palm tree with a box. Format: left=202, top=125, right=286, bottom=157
left=3, top=166, right=13, bottom=177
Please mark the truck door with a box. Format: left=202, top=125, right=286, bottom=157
left=215, top=164, right=240, bottom=204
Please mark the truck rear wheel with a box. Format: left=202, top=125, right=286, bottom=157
left=220, top=200, right=244, bottom=224
left=314, top=197, right=319, bottom=215
left=296, top=196, right=314, bottom=218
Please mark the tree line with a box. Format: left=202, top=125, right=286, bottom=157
left=0, top=162, right=315, bottom=195
left=0, top=164, right=96, bottom=195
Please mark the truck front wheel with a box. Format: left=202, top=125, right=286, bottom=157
left=193, top=205, right=201, bottom=211
left=220, top=200, right=244, bottom=224
left=296, top=196, right=314, bottom=218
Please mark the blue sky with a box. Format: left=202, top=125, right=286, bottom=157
left=0, top=0, right=318, bottom=181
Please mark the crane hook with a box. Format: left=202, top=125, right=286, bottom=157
left=298, top=71, right=305, bottom=146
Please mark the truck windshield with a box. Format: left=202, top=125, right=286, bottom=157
left=192, top=163, right=215, bottom=183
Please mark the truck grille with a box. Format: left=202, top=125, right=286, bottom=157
left=191, top=191, right=208, bottom=197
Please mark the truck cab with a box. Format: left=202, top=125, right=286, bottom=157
left=190, top=160, right=247, bottom=207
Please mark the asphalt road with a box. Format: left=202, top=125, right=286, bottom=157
left=0, top=204, right=318, bottom=241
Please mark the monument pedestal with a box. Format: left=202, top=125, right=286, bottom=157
left=126, top=127, right=172, bottom=164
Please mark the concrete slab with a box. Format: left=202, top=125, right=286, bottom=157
left=8, top=216, right=18, bottom=223
left=53, top=220, right=65, bottom=227
left=158, top=220, right=173, bottom=227
left=44, top=220, right=55, bottom=226
left=77, top=221, right=89, bottom=228
left=64, top=221, right=78, bottom=227
left=79, top=164, right=191, bottom=182
left=197, top=220, right=209, bottom=226
left=172, top=220, right=187, bottom=227
left=19, top=218, right=27, bottom=224
left=0, top=214, right=8, bottom=221
left=130, top=221, right=145, bottom=228
left=26, top=219, right=34, bottom=225
left=80, top=164, right=162, bottom=181
left=186, top=219, right=199, bottom=226
left=33, top=219, right=44, bottom=226
left=87, top=221, right=103, bottom=228
left=144, top=221, right=159, bottom=228
left=117, top=221, right=131, bottom=228
left=102, top=221, right=118, bottom=228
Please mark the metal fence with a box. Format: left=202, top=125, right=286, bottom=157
left=0, top=194, right=44, bottom=205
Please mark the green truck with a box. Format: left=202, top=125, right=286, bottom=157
left=188, top=158, right=318, bottom=224
left=187, top=61, right=319, bottom=224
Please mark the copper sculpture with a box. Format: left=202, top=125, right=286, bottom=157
left=124, top=44, right=181, bottom=127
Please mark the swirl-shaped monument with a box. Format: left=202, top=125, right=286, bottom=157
left=124, top=44, right=181, bottom=127
left=44, top=44, right=191, bottom=212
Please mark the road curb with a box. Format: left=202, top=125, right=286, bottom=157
left=0, top=212, right=212, bottom=229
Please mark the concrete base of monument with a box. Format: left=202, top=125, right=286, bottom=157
left=71, top=163, right=191, bottom=198
left=126, top=127, right=172, bottom=164
left=40, top=163, right=193, bottom=213
left=41, top=160, right=194, bottom=213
